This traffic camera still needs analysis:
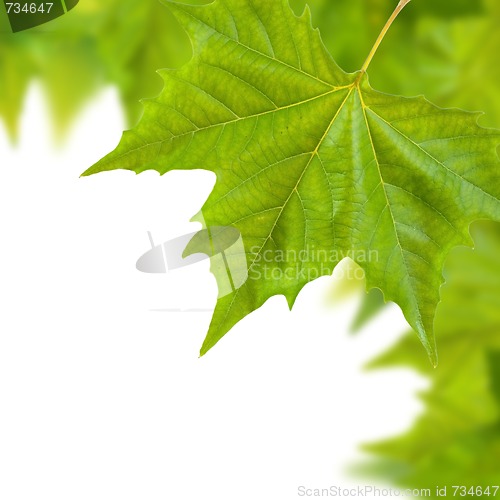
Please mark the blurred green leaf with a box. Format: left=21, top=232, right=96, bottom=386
left=92, top=0, right=207, bottom=126
left=410, top=0, right=500, bottom=128
left=0, top=0, right=207, bottom=139
left=0, top=5, right=104, bottom=139
left=350, top=288, right=385, bottom=334
left=356, top=221, right=500, bottom=489
left=0, top=37, right=32, bottom=137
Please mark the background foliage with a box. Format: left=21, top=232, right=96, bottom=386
left=2, top=0, right=499, bottom=494
left=2, top=0, right=499, bottom=137
left=351, top=221, right=500, bottom=490
left=0, top=0, right=206, bottom=139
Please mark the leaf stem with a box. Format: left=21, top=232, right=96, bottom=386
left=358, top=0, right=412, bottom=76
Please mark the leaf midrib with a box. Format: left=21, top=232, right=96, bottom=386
left=356, top=86, right=426, bottom=340
left=204, top=86, right=356, bottom=347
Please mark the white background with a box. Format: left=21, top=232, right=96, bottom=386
left=0, top=85, right=427, bottom=500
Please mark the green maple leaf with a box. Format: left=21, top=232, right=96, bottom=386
left=356, top=220, right=500, bottom=488
left=83, top=0, right=500, bottom=364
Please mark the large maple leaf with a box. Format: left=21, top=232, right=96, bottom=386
left=83, top=0, right=500, bottom=363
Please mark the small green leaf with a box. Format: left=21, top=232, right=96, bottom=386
left=351, top=288, right=386, bottom=334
